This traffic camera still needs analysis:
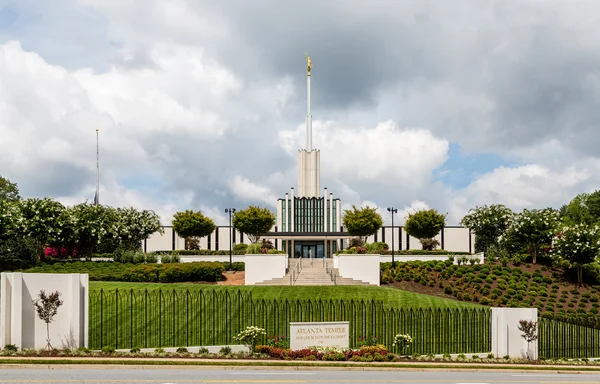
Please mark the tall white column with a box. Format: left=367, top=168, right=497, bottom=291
left=288, top=188, right=296, bottom=232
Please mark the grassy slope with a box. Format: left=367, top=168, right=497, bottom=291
left=89, top=281, right=480, bottom=310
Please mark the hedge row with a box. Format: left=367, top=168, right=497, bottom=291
left=153, top=250, right=246, bottom=255
left=122, top=262, right=225, bottom=283
left=337, top=250, right=472, bottom=255
left=17, top=261, right=242, bottom=282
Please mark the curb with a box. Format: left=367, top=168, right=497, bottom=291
left=0, top=357, right=600, bottom=373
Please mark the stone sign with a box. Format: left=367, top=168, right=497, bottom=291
left=290, top=321, right=349, bottom=350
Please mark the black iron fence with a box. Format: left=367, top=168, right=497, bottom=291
left=539, top=317, right=600, bottom=359
left=89, top=289, right=491, bottom=354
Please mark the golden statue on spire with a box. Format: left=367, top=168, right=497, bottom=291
left=306, top=53, right=312, bottom=75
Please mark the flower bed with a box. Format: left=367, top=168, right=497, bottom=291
left=255, top=344, right=393, bottom=362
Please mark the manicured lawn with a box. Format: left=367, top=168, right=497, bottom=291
left=89, top=281, right=481, bottom=310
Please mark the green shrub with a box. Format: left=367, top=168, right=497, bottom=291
left=130, top=347, right=141, bottom=353
left=102, top=346, right=116, bottom=354
left=219, top=346, right=232, bottom=355
left=233, top=243, right=249, bottom=252
left=176, top=347, right=188, bottom=353
left=154, top=348, right=165, bottom=354
left=479, top=297, right=492, bottom=306
left=198, top=347, right=209, bottom=354
left=3, top=344, right=17, bottom=353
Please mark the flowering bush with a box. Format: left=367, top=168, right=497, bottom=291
left=393, top=333, right=413, bottom=352
left=17, top=198, right=72, bottom=260
left=504, top=208, right=561, bottom=263
left=234, top=326, right=266, bottom=352
left=552, top=224, right=600, bottom=285
left=460, top=204, right=514, bottom=252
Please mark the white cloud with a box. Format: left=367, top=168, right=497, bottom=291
left=228, top=175, right=277, bottom=207
left=279, top=119, right=449, bottom=188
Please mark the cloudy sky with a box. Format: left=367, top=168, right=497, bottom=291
left=1, top=0, right=599, bottom=226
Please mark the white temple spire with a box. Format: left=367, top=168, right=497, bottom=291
left=306, top=53, right=312, bottom=151
left=298, top=54, right=320, bottom=198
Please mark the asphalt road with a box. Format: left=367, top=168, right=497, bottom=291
left=0, top=367, right=598, bottom=384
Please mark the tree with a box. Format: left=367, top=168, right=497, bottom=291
left=552, top=223, right=600, bottom=285
left=32, top=290, right=63, bottom=351
left=172, top=210, right=216, bottom=249
left=0, top=200, right=36, bottom=269
left=17, top=198, right=70, bottom=260
left=404, top=209, right=446, bottom=250
left=0, top=175, right=20, bottom=203
left=504, top=208, right=561, bottom=264
left=232, top=206, right=275, bottom=244
left=69, top=203, right=120, bottom=258
left=342, top=206, right=383, bottom=243
left=0, top=200, right=18, bottom=241
left=116, top=207, right=163, bottom=250
left=560, top=191, right=600, bottom=226
left=460, top=204, right=514, bottom=252
left=517, top=319, right=538, bottom=360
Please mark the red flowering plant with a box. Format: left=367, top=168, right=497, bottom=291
left=265, top=335, right=289, bottom=349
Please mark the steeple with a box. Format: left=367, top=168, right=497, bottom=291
left=297, top=54, right=320, bottom=198
left=306, top=53, right=312, bottom=151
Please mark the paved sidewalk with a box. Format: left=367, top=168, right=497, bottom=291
left=0, top=355, right=599, bottom=373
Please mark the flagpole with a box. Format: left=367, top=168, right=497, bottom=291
left=96, top=129, right=100, bottom=205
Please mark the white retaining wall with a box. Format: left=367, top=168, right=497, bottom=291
left=1, top=272, right=89, bottom=350
left=244, top=254, right=287, bottom=285
left=491, top=307, right=538, bottom=360
left=335, top=254, right=380, bottom=286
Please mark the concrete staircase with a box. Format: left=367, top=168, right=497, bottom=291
left=255, top=259, right=371, bottom=286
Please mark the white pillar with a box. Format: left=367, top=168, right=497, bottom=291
left=288, top=188, right=296, bottom=232
left=491, top=308, right=538, bottom=359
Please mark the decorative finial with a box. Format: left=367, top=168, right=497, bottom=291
left=305, top=53, right=312, bottom=76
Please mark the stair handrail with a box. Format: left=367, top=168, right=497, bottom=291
left=290, top=257, right=302, bottom=286
left=324, top=259, right=337, bottom=286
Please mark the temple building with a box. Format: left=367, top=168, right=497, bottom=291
left=267, top=54, right=349, bottom=258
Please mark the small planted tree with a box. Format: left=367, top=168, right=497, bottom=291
left=517, top=319, right=538, bottom=360
left=342, top=206, right=383, bottom=244
left=505, top=208, right=561, bottom=263
left=32, top=290, right=63, bottom=351
left=232, top=206, right=275, bottom=244
left=460, top=204, right=514, bottom=252
left=172, top=210, right=216, bottom=250
left=552, top=223, right=600, bottom=285
left=404, top=209, right=446, bottom=250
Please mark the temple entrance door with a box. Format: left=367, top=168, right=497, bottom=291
left=302, top=244, right=317, bottom=259
left=294, top=241, right=324, bottom=258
